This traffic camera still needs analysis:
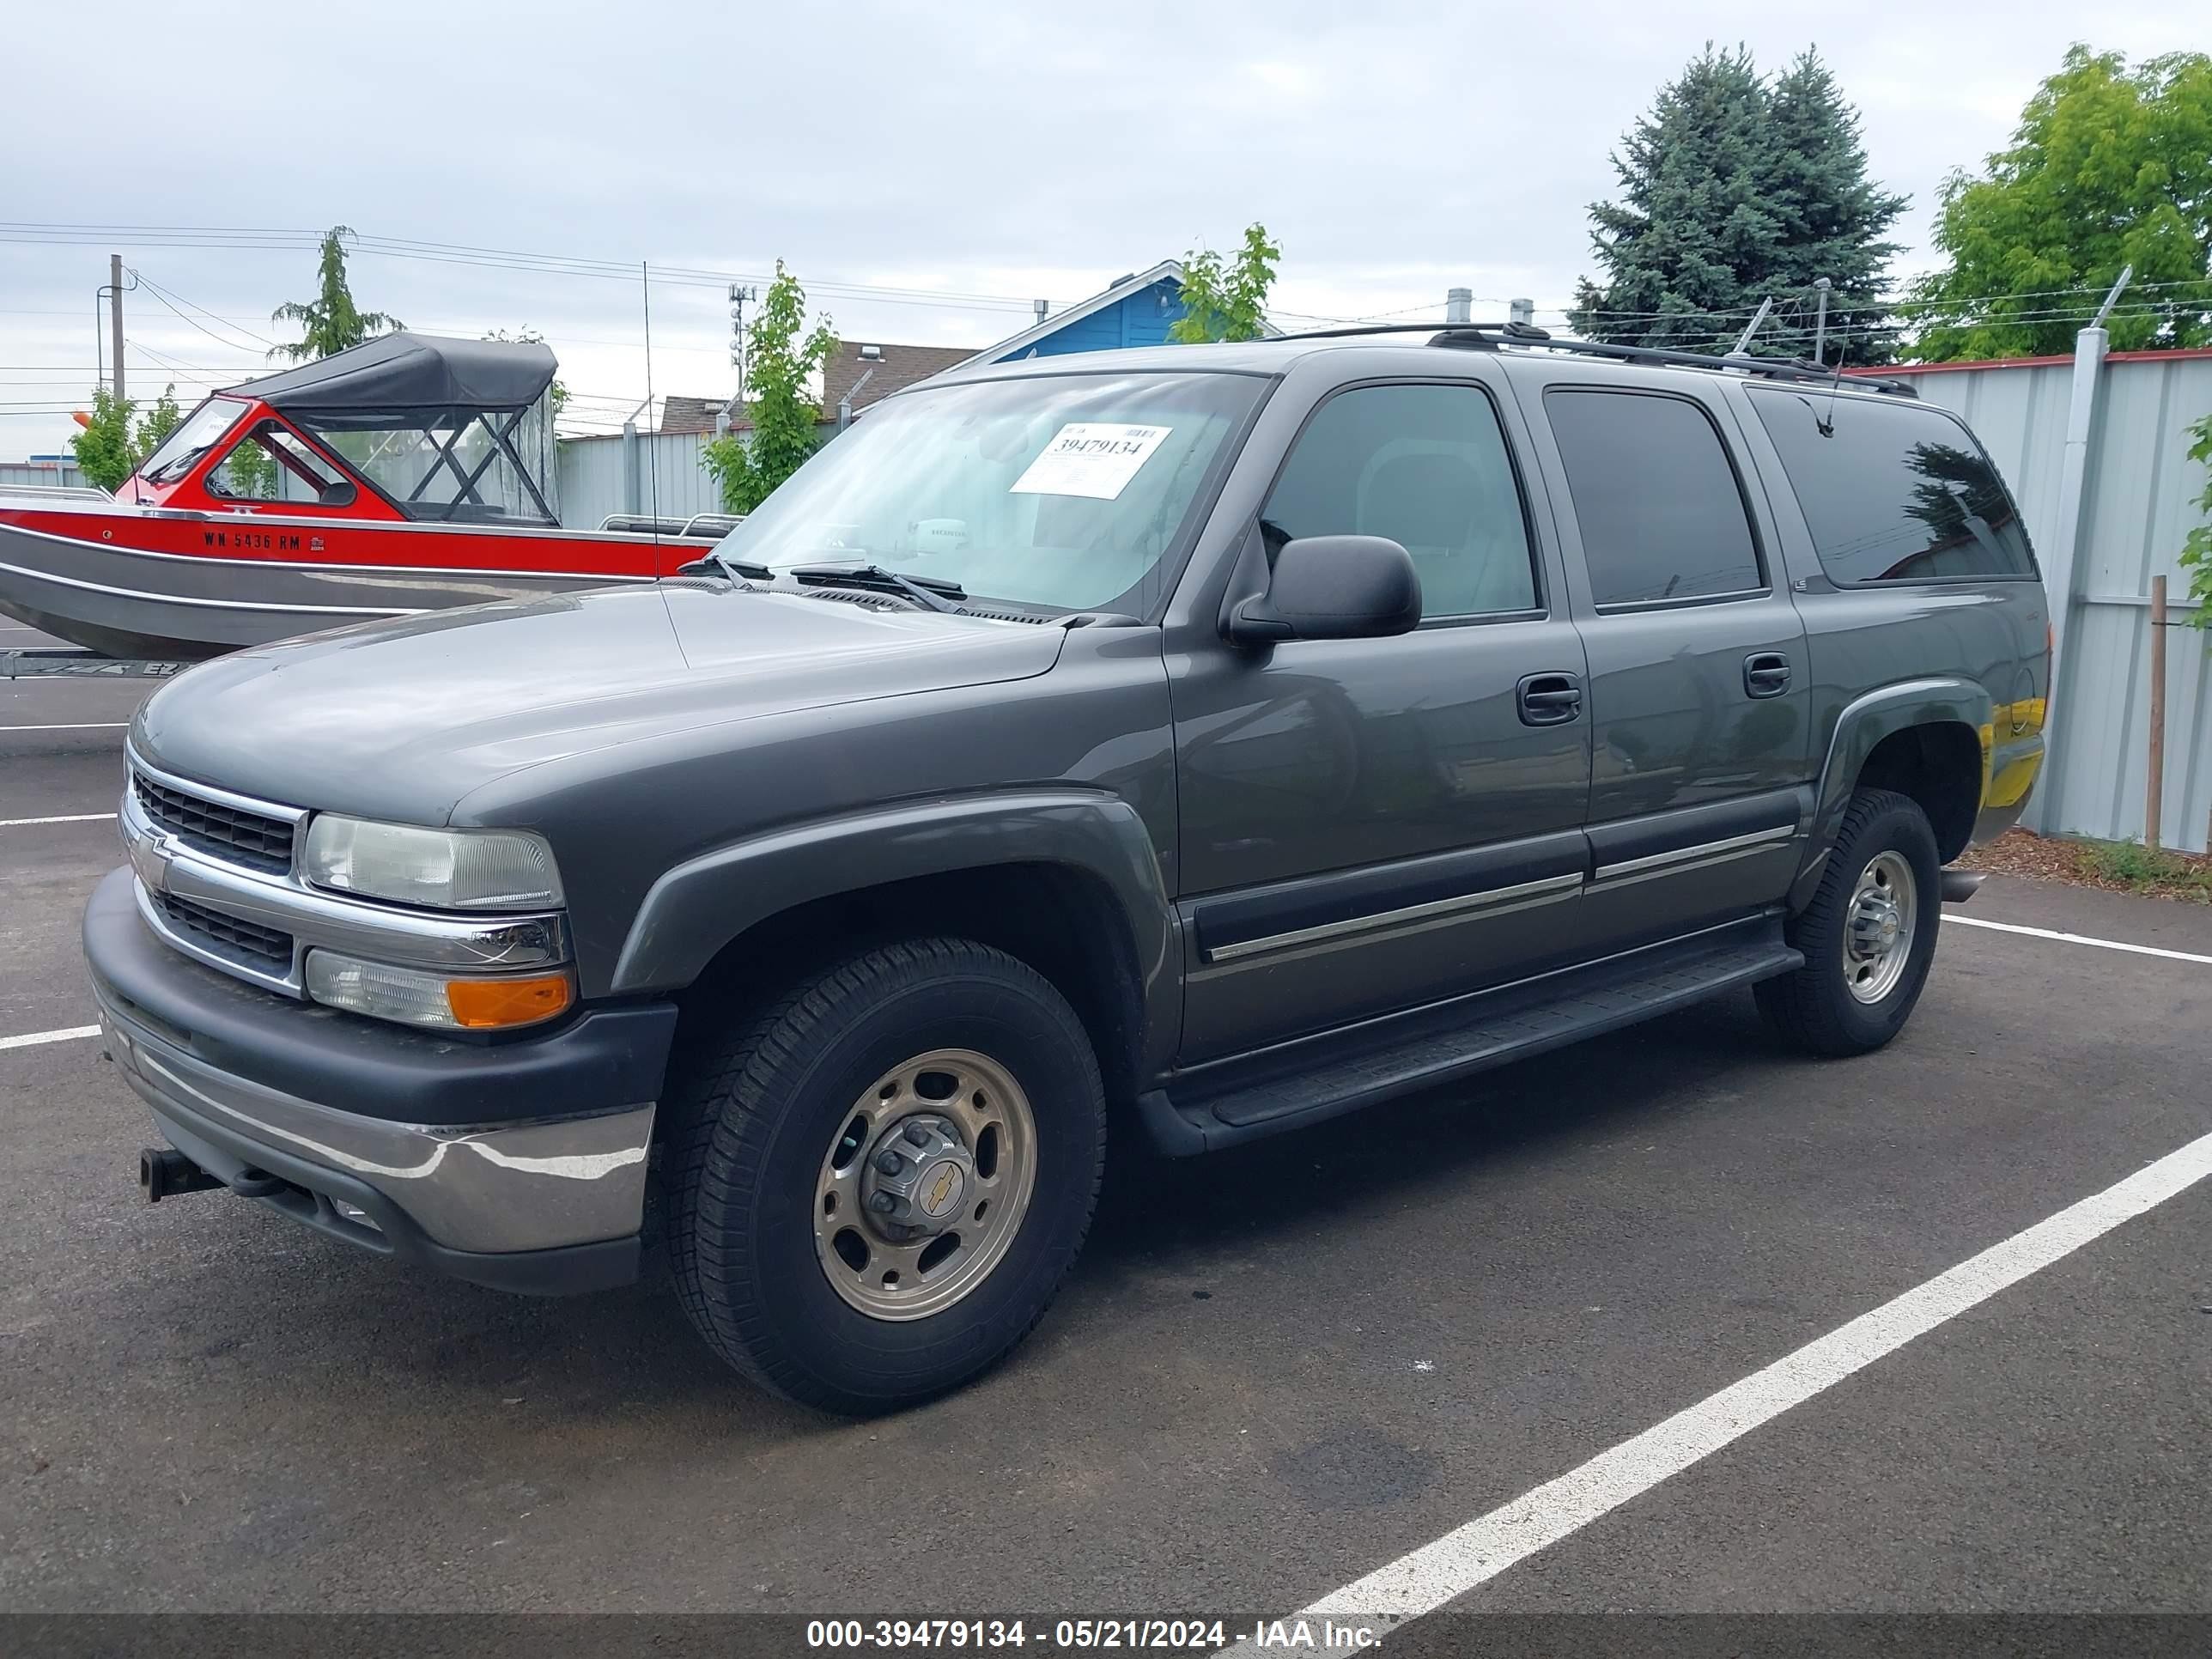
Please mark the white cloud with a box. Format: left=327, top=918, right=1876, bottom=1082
left=0, top=0, right=2203, bottom=452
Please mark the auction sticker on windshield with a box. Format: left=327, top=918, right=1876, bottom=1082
left=1009, top=423, right=1172, bottom=500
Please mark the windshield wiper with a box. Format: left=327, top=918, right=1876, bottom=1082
left=672, top=550, right=771, bottom=580
left=787, top=562, right=968, bottom=613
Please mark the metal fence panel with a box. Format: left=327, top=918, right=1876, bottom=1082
left=555, top=432, right=721, bottom=530
left=0, top=459, right=91, bottom=491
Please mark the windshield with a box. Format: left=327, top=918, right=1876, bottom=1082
left=713, top=371, right=1266, bottom=613
left=140, top=398, right=250, bottom=484
left=291, top=398, right=558, bottom=526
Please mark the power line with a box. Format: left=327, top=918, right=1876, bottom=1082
left=130, top=269, right=280, bottom=352
left=0, top=222, right=1062, bottom=316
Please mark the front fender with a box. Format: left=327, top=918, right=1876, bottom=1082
left=1791, top=677, right=1994, bottom=909
left=609, top=787, right=1178, bottom=1057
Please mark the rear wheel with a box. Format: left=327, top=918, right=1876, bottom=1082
left=1757, top=788, right=1942, bottom=1057
left=663, top=939, right=1105, bottom=1415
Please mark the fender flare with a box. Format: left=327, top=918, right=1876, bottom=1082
left=1790, top=677, right=1991, bottom=909
left=608, top=787, right=1178, bottom=1055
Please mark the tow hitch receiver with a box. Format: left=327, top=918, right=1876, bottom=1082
left=140, top=1146, right=222, bottom=1204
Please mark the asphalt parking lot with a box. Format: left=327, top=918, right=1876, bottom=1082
left=4, top=641, right=2209, bottom=1636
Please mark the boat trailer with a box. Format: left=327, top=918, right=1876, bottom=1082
left=3, top=646, right=191, bottom=681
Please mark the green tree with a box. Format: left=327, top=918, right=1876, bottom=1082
left=270, top=225, right=403, bottom=362
left=132, top=383, right=183, bottom=459
left=67, top=381, right=188, bottom=491
left=1570, top=46, right=1905, bottom=360
left=702, top=261, right=836, bottom=514
left=2179, top=415, right=2212, bottom=631
left=69, top=386, right=137, bottom=491
left=216, top=438, right=279, bottom=501
left=1167, top=223, right=1282, bottom=343
left=1907, top=48, right=2212, bottom=362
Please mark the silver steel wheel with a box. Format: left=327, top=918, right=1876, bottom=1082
left=812, top=1048, right=1038, bottom=1322
left=1841, top=849, right=1918, bottom=1005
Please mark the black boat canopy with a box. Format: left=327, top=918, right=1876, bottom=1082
left=222, top=332, right=557, bottom=414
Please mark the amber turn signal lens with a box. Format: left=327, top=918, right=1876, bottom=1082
left=445, top=973, right=574, bottom=1030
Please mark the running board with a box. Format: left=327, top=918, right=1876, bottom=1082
left=1137, top=918, right=1802, bottom=1156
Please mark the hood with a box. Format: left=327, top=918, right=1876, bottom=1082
left=131, top=581, right=1066, bottom=821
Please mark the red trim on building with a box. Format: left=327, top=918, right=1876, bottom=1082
left=1847, top=347, right=2212, bottom=378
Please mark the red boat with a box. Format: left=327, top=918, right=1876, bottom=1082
left=0, top=333, right=720, bottom=660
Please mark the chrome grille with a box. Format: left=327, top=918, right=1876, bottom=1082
left=132, top=771, right=295, bottom=874
left=153, top=891, right=295, bottom=968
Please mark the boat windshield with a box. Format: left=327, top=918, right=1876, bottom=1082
left=141, top=398, right=250, bottom=484
left=289, top=398, right=560, bottom=526
left=712, top=370, right=1266, bottom=614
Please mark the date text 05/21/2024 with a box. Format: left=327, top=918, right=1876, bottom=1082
left=802, top=1618, right=1382, bottom=1650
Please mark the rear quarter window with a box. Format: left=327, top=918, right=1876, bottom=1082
left=1747, top=388, right=2036, bottom=584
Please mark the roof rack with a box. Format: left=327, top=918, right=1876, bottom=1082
left=1275, top=319, right=1919, bottom=399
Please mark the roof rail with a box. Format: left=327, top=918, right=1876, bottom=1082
left=1273, top=319, right=1919, bottom=399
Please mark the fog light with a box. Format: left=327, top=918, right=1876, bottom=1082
left=303, top=951, right=574, bottom=1032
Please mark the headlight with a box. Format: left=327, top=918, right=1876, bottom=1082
left=302, top=816, right=562, bottom=910
left=304, top=950, right=574, bottom=1031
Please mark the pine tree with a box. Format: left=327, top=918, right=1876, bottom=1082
left=270, top=226, right=402, bottom=362
left=1571, top=46, right=1905, bottom=362
left=1762, top=51, right=1908, bottom=362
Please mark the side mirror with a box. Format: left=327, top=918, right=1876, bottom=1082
left=1225, top=535, right=1422, bottom=646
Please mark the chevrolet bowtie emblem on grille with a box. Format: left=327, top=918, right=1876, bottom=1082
left=131, top=827, right=177, bottom=896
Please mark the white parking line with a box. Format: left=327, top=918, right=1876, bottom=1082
left=0, top=1024, right=100, bottom=1052
left=0, top=811, right=116, bottom=828
left=1944, top=913, right=2212, bottom=967
left=0, top=722, right=131, bottom=732
left=1252, top=1127, right=2212, bottom=1633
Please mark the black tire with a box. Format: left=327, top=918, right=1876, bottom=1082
left=662, top=938, right=1105, bottom=1415
left=1756, top=787, right=1942, bottom=1058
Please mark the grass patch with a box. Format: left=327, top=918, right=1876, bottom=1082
left=2075, top=838, right=2212, bottom=901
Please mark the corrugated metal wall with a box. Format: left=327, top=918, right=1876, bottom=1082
left=556, top=432, right=722, bottom=529
left=1901, top=351, right=2212, bottom=852
left=0, top=459, right=91, bottom=491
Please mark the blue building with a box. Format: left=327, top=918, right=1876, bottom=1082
left=955, top=258, right=1277, bottom=368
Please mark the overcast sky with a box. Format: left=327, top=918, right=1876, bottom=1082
left=0, top=0, right=2195, bottom=455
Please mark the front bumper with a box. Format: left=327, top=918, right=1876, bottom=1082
left=85, top=866, right=678, bottom=1295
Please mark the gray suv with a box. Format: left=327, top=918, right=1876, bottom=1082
left=87, top=322, right=2048, bottom=1413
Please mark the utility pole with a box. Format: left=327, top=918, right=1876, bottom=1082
left=109, top=253, right=126, bottom=404
left=720, top=283, right=757, bottom=434
left=1811, top=277, right=1832, bottom=367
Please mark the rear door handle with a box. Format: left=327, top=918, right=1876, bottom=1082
left=1744, top=653, right=1791, bottom=699
left=1516, top=672, right=1583, bottom=726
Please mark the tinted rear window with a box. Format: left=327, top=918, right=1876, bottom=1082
left=1544, top=390, right=1763, bottom=606
left=1747, top=389, right=2035, bottom=584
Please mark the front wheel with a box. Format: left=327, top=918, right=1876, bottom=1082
left=663, top=939, right=1106, bottom=1415
left=1757, top=788, right=1942, bottom=1057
